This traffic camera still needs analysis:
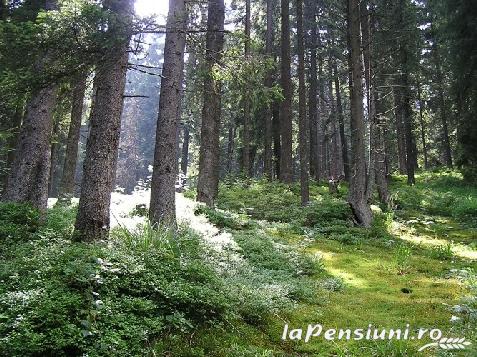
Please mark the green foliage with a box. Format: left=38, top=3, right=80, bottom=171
left=392, top=171, right=477, bottom=226
left=395, top=244, right=412, bottom=274
left=0, top=202, right=40, bottom=242
left=194, top=205, right=254, bottom=230
left=429, top=243, right=454, bottom=260
left=0, top=210, right=234, bottom=356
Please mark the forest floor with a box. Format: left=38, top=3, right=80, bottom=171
left=2, top=171, right=476, bottom=356
left=176, top=171, right=477, bottom=356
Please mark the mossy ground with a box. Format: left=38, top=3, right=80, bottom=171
left=185, top=171, right=477, bottom=356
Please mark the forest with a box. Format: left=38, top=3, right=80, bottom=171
left=0, top=0, right=476, bottom=356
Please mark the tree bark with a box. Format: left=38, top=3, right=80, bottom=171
left=297, top=0, right=309, bottom=205
left=272, top=103, right=281, bottom=179
left=75, top=0, right=133, bottom=240
left=263, top=0, right=274, bottom=180
left=333, top=62, right=349, bottom=181
left=305, top=0, right=318, bottom=180
left=197, top=0, right=225, bottom=206
left=279, top=0, right=293, bottom=183
left=347, top=0, right=372, bottom=226
left=181, top=124, right=190, bottom=176
left=58, top=74, right=87, bottom=203
left=2, top=85, right=57, bottom=212
left=149, top=0, right=188, bottom=225
left=417, top=82, right=428, bottom=170
left=1, top=103, right=24, bottom=191
left=242, top=0, right=251, bottom=176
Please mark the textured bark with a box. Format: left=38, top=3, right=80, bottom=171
left=58, top=74, right=87, bottom=203
left=2, top=1, right=58, bottom=212
left=181, top=125, right=190, bottom=176
left=75, top=0, right=133, bottom=240
left=263, top=0, right=274, bottom=180
left=197, top=0, right=225, bottom=206
left=242, top=0, right=251, bottom=176
left=48, top=117, right=60, bottom=197
left=279, top=0, right=293, bottom=183
left=327, top=63, right=343, bottom=183
left=434, top=50, right=453, bottom=168
left=2, top=85, right=57, bottom=212
left=305, top=0, right=318, bottom=181
left=226, top=123, right=236, bottom=174
left=2, top=103, right=24, bottom=190
left=296, top=0, right=309, bottom=205
left=272, top=103, right=281, bottom=179
left=347, top=0, right=372, bottom=227
left=375, top=82, right=390, bottom=208
left=149, top=0, right=187, bottom=226
left=333, top=62, right=349, bottom=181
left=393, top=86, right=407, bottom=174
left=317, top=33, right=326, bottom=180
left=402, top=79, right=416, bottom=185
left=417, top=83, right=428, bottom=170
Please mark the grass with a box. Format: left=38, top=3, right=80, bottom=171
left=1, top=171, right=476, bottom=356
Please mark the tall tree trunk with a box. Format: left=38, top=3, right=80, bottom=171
left=58, top=74, right=87, bottom=203
left=393, top=86, right=407, bottom=174
left=181, top=124, right=190, bottom=176
left=417, top=82, right=428, bottom=170
left=3, top=85, right=57, bottom=212
left=149, top=0, right=188, bottom=225
left=226, top=123, right=235, bottom=174
left=75, top=0, right=133, bottom=240
left=197, top=0, right=225, bottom=206
left=272, top=104, right=281, bottom=179
left=2, top=1, right=58, bottom=212
left=317, top=33, right=326, bottom=180
left=279, top=0, right=293, bottom=183
left=296, top=0, right=309, bottom=205
left=263, top=0, right=274, bottom=180
left=435, top=54, right=453, bottom=168
left=48, top=117, right=61, bottom=197
left=242, top=0, right=251, bottom=176
left=328, top=62, right=343, bottom=183
left=305, top=0, right=318, bottom=180
left=347, top=0, right=372, bottom=226
left=333, top=62, right=349, bottom=181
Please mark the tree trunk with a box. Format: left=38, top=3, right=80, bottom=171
left=181, top=124, right=190, bottom=176
left=305, top=0, right=318, bottom=180
left=58, top=74, right=87, bottom=203
left=435, top=54, right=453, bottom=168
left=2, top=85, right=57, bottom=212
left=417, top=82, right=428, bottom=170
left=242, top=0, right=251, bottom=177
left=74, top=0, right=133, bottom=240
left=2, top=103, right=24, bottom=191
left=347, top=0, right=372, bottom=226
left=296, top=0, right=309, bottom=205
left=48, top=117, right=61, bottom=197
left=226, top=123, right=236, bottom=174
left=263, top=0, right=274, bottom=180
left=279, top=0, right=293, bottom=183
left=197, top=0, right=225, bottom=206
left=333, top=62, right=349, bottom=181
left=317, top=33, right=326, bottom=181
left=272, top=103, right=281, bottom=179
left=149, top=0, right=188, bottom=225
left=393, top=86, right=407, bottom=175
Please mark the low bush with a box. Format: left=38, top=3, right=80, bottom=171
left=0, top=202, right=40, bottom=242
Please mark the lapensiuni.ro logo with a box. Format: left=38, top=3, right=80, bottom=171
left=281, top=324, right=472, bottom=352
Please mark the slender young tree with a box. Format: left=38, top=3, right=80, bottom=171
left=74, top=0, right=134, bottom=240
left=279, top=0, right=293, bottom=183
left=347, top=0, right=372, bottom=226
left=263, top=0, right=274, bottom=180
left=197, top=0, right=226, bottom=206
left=296, top=0, right=309, bottom=204
left=58, top=73, right=88, bottom=203
left=242, top=0, right=251, bottom=176
left=149, top=0, right=188, bottom=226
left=2, top=0, right=58, bottom=212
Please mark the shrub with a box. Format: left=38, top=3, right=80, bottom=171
left=0, top=202, right=40, bottom=242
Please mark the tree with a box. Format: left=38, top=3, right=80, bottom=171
left=296, top=0, right=309, bottom=205
left=242, top=0, right=251, bottom=176
left=74, top=0, right=134, bottom=240
left=279, top=0, right=293, bottom=183
left=1, top=0, right=59, bottom=212
left=263, top=0, right=274, bottom=180
left=197, top=0, right=226, bottom=206
left=149, top=0, right=188, bottom=226
left=347, top=0, right=372, bottom=226
left=58, top=72, right=88, bottom=203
